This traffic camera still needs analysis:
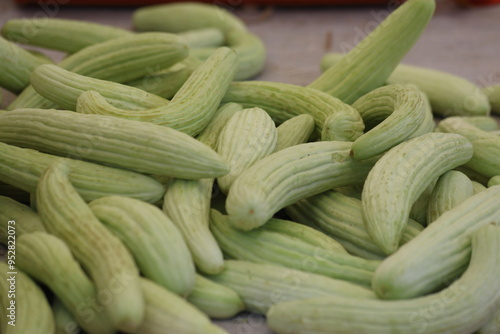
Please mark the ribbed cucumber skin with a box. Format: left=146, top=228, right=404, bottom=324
left=223, top=81, right=364, bottom=140
left=321, top=52, right=491, bottom=117
left=0, top=141, right=165, bottom=203
left=137, top=278, right=229, bottom=334
left=372, top=185, right=500, bottom=300
left=362, top=132, right=474, bottom=255
left=438, top=117, right=500, bottom=180
left=7, top=32, right=188, bottom=110
left=0, top=109, right=228, bottom=178
left=1, top=18, right=132, bottom=53
left=31, top=64, right=168, bottom=111
left=226, top=141, right=375, bottom=231
left=77, top=47, right=237, bottom=137
left=207, top=260, right=375, bottom=314
left=308, top=0, right=436, bottom=104
left=163, top=178, right=224, bottom=275
left=196, top=102, right=243, bottom=149
left=351, top=84, right=434, bottom=160
left=286, top=190, right=424, bottom=261
left=276, top=114, right=315, bottom=151
left=0, top=262, right=55, bottom=334
left=216, top=107, right=278, bottom=194
left=267, top=224, right=500, bottom=334
left=210, top=209, right=379, bottom=286
left=187, top=275, right=245, bottom=319
left=36, top=162, right=144, bottom=332
left=89, top=195, right=196, bottom=297
left=0, top=36, right=49, bottom=93
left=0, top=196, right=45, bottom=244
left=16, top=232, right=115, bottom=334
left=427, top=170, right=474, bottom=223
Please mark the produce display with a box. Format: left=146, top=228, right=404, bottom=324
left=0, top=1, right=499, bottom=333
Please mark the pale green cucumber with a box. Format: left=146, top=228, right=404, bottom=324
left=0, top=196, right=45, bottom=244
left=478, top=307, right=500, bottom=334
left=31, top=64, right=169, bottom=111
left=267, top=224, right=500, bottom=334
left=210, top=209, right=379, bottom=286
left=362, top=132, right=474, bottom=254
left=308, top=0, right=435, bottom=104
left=0, top=142, right=165, bottom=203
left=286, top=190, right=424, bottom=260
left=438, top=117, right=500, bottom=179
left=427, top=170, right=474, bottom=223
left=0, top=37, right=50, bottom=93
left=321, top=52, right=491, bottom=116
left=460, top=116, right=498, bottom=131
left=76, top=47, right=237, bottom=137
left=187, top=275, right=245, bottom=319
left=7, top=32, right=188, bottom=110
left=226, top=141, right=374, bottom=231
left=472, top=180, right=488, bottom=193
left=455, top=164, right=491, bottom=185
left=0, top=109, right=228, bottom=178
left=163, top=178, right=224, bottom=275
left=89, top=195, right=196, bottom=296
left=223, top=81, right=364, bottom=141
left=126, top=57, right=201, bottom=100
left=0, top=262, right=55, bottom=334
left=276, top=114, right=315, bottom=151
left=206, top=260, right=375, bottom=314
left=1, top=18, right=132, bottom=53
left=37, top=162, right=144, bottom=332
left=16, top=232, right=115, bottom=334
left=489, top=175, right=500, bottom=187
left=193, top=30, right=266, bottom=80
left=196, top=102, right=243, bottom=149
left=133, top=2, right=247, bottom=35
left=351, top=84, right=434, bottom=160
left=53, top=298, right=81, bottom=334
left=482, top=84, right=500, bottom=115
left=373, top=185, right=500, bottom=300
left=136, top=278, right=228, bottom=334
left=216, top=107, right=278, bottom=194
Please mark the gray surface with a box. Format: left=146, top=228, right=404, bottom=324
left=0, top=0, right=499, bottom=333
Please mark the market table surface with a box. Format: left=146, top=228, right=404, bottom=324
left=0, top=0, right=499, bottom=333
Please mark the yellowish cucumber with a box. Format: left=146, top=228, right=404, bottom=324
left=362, top=132, right=474, bottom=254
left=16, top=232, right=115, bottom=334
left=206, top=260, right=375, bottom=314
left=0, top=141, right=165, bottom=203
left=0, top=109, right=228, bottom=178
left=216, top=107, right=278, bottom=194
left=226, top=141, right=375, bottom=231
left=267, top=224, right=500, bottom=334
left=37, top=162, right=144, bottom=332
left=276, top=114, right=315, bottom=151
left=196, top=102, right=243, bottom=149
left=0, top=262, right=55, bottom=334
left=308, top=0, right=436, bottom=104
left=163, top=178, right=224, bottom=275
left=210, top=209, right=380, bottom=286
left=321, top=52, right=491, bottom=116
left=187, top=275, right=245, bottom=319
left=372, top=185, right=500, bottom=300
left=0, top=196, right=45, bottom=244
left=89, top=195, right=196, bottom=296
